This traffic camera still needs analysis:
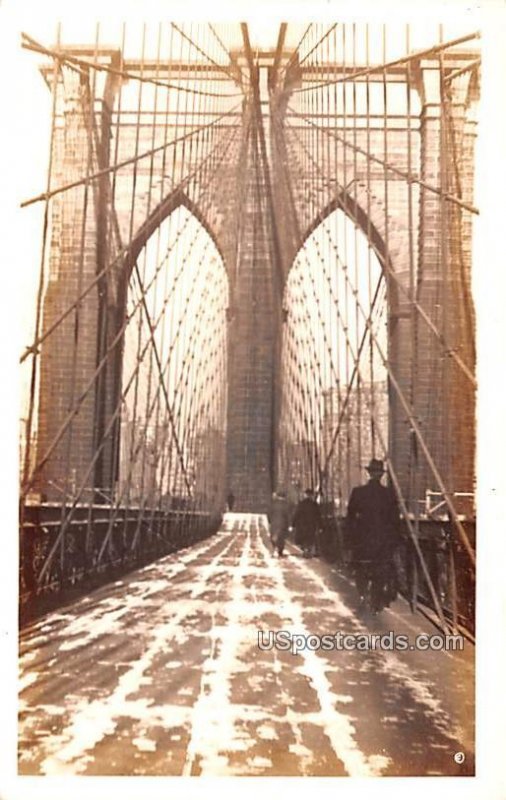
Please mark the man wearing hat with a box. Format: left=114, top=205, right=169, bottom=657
left=345, top=458, right=400, bottom=611
left=292, top=488, right=322, bottom=558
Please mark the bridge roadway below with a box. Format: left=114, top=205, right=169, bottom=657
left=19, top=513, right=474, bottom=777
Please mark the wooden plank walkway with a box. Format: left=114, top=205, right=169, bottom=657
left=19, top=513, right=474, bottom=777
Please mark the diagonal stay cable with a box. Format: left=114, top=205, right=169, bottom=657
left=21, top=122, right=242, bottom=495
left=20, top=112, right=240, bottom=363
left=296, top=162, right=474, bottom=565
left=270, top=101, right=337, bottom=478
left=282, top=115, right=477, bottom=386
left=20, top=98, right=243, bottom=208
left=283, top=111, right=469, bottom=396
left=287, top=121, right=477, bottom=386
left=284, top=217, right=464, bottom=630
left=298, top=24, right=338, bottom=67
left=35, top=227, right=217, bottom=582
left=291, top=31, right=480, bottom=93
left=320, top=274, right=385, bottom=476
left=273, top=98, right=475, bottom=564
left=21, top=32, right=244, bottom=99
left=443, top=58, right=480, bottom=83
left=93, top=255, right=212, bottom=564
left=328, top=279, right=386, bottom=472
left=94, top=200, right=229, bottom=559
left=285, top=206, right=387, bottom=482
left=208, top=24, right=248, bottom=82
left=340, top=309, right=456, bottom=633
left=278, top=23, right=314, bottom=81
left=21, top=48, right=60, bottom=490
left=170, top=23, right=243, bottom=87
left=285, top=106, right=478, bottom=215
left=131, top=263, right=191, bottom=495
left=359, top=382, right=453, bottom=634
left=335, top=236, right=476, bottom=566
left=272, top=99, right=386, bottom=426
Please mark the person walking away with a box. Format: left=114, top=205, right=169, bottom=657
left=345, top=458, right=400, bottom=611
left=292, top=488, right=322, bottom=558
left=268, top=490, right=291, bottom=557
left=227, top=491, right=235, bottom=512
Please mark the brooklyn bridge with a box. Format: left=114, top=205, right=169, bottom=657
left=18, top=21, right=478, bottom=777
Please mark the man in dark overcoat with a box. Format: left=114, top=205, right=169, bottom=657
left=346, top=458, right=400, bottom=608
left=292, top=488, right=322, bottom=558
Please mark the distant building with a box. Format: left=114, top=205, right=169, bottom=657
left=118, top=411, right=160, bottom=506
left=191, top=426, right=226, bottom=510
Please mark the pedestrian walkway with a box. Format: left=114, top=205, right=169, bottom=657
left=19, top=513, right=474, bottom=776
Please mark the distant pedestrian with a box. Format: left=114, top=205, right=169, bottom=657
left=227, top=491, right=235, bottom=511
left=268, top=490, right=291, bottom=557
left=292, top=488, right=322, bottom=558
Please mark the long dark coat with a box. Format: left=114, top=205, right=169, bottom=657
left=346, top=480, right=399, bottom=561
left=292, top=497, right=321, bottom=545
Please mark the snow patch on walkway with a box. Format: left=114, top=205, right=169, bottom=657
left=255, top=518, right=389, bottom=777
left=37, top=536, right=237, bottom=775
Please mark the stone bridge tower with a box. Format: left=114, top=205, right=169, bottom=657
left=34, top=36, right=478, bottom=516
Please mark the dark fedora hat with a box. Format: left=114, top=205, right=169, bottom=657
left=365, top=458, right=385, bottom=473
